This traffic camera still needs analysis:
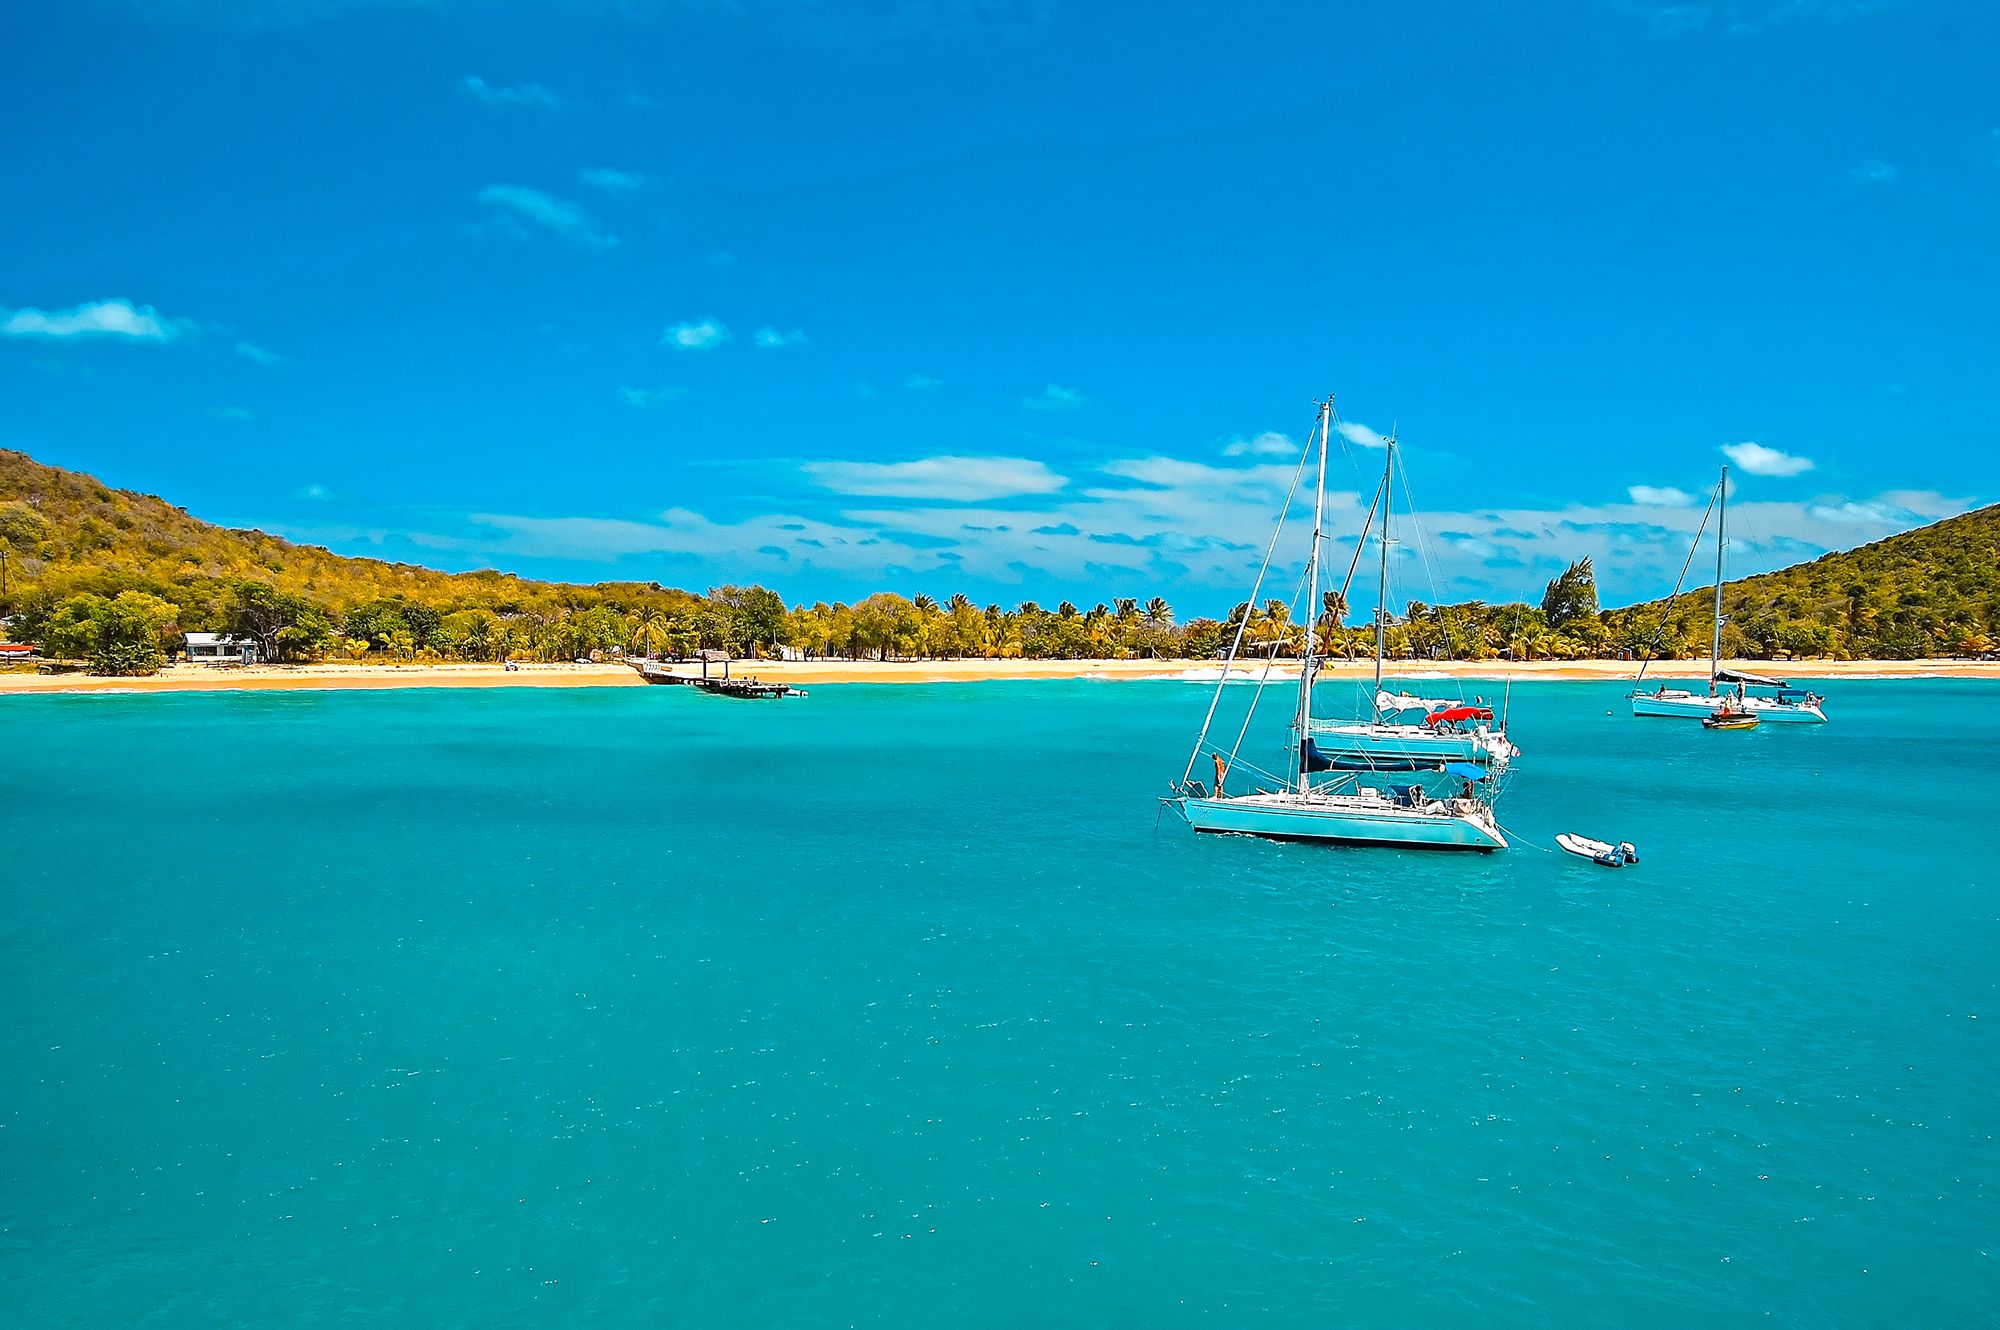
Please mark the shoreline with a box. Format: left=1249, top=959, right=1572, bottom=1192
left=2, top=656, right=1994, bottom=696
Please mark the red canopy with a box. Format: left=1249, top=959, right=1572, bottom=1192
left=1424, top=705, right=1493, bottom=727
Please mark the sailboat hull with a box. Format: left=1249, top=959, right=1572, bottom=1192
left=1309, top=721, right=1518, bottom=768
left=1177, top=793, right=1507, bottom=850
left=1629, top=690, right=1826, bottom=723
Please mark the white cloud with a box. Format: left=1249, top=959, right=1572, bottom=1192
left=459, top=75, right=561, bottom=110
left=372, top=463, right=1972, bottom=606
left=1223, top=431, right=1298, bottom=458
left=905, top=374, right=943, bottom=392
left=476, top=185, right=616, bottom=248
left=579, top=167, right=644, bottom=194
left=1849, top=159, right=1897, bottom=183
left=621, top=386, right=688, bottom=407
left=662, top=318, right=729, bottom=350
left=1627, top=484, right=1698, bottom=506
left=753, top=326, right=808, bottom=349
left=299, top=483, right=332, bottom=501
left=803, top=455, right=1068, bottom=501
left=1722, top=440, right=1814, bottom=477
left=0, top=298, right=186, bottom=342
left=1335, top=420, right=1388, bottom=450
left=1023, top=383, right=1084, bottom=411
left=235, top=340, right=281, bottom=366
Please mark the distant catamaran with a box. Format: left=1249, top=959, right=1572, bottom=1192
left=1166, top=396, right=1508, bottom=851
left=1628, top=463, right=1828, bottom=723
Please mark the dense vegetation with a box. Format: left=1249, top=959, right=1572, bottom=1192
left=2, top=449, right=1994, bottom=673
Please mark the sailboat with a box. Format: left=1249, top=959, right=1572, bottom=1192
left=1165, top=397, right=1509, bottom=852
left=1628, top=463, right=1828, bottom=723
left=1307, top=434, right=1519, bottom=771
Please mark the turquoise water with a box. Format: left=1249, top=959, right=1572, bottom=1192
left=3, top=680, right=1994, bottom=1325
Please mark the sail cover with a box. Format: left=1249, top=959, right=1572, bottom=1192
left=1443, top=762, right=1488, bottom=781
left=1715, top=668, right=1788, bottom=687
left=1375, top=690, right=1450, bottom=715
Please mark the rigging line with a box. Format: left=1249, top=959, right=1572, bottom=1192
left=1178, top=433, right=1315, bottom=786
left=1332, top=471, right=1386, bottom=614
left=1632, top=481, right=1720, bottom=685
left=1391, top=443, right=1461, bottom=663
left=1223, top=561, right=1313, bottom=780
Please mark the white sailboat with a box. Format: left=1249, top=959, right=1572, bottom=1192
left=1308, top=433, right=1519, bottom=771
left=1166, top=397, right=1508, bottom=852
left=1628, top=463, right=1828, bottom=723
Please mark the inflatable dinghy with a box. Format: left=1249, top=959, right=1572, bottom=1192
left=1557, top=833, right=1638, bottom=867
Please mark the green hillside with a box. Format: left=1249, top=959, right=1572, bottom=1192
left=1619, top=503, right=2000, bottom=661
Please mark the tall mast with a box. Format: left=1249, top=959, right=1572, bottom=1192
left=1296, top=397, right=1331, bottom=792
left=1373, top=435, right=1393, bottom=698
left=1712, top=462, right=1728, bottom=685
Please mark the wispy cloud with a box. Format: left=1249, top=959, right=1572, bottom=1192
left=579, top=167, right=645, bottom=194
left=1223, top=431, right=1298, bottom=458
left=210, top=405, right=255, bottom=422
left=1849, top=159, right=1897, bottom=184
left=662, top=318, right=729, bottom=350
left=234, top=339, right=281, bottom=366
left=0, top=297, right=187, bottom=342
left=905, top=374, right=943, bottom=392
left=620, top=386, right=688, bottom=407
left=804, top=455, right=1069, bottom=501
left=1335, top=420, right=1388, bottom=450
left=1023, top=383, right=1084, bottom=411
left=753, top=327, right=808, bottom=349
left=476, top=185, right=616, bottom=248
left=361, top=451, right=1971, bottom=604
left=459, top=75, right=561, bottom=110
left=1620, top=0, right=1901, bottom=39
left=1722, top=440, right=1814, bottom=477
left=1627, top=484, right=1698, bottom=506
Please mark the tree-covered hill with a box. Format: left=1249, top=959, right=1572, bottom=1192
left=1619, top=503, right=2000, bottom=661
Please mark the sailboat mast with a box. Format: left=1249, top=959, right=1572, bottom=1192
left=1373, top=437, right=1392, bottom=698
left=1712, top=462, right=1727, bottom=685
left=1296, top=398, right=1331, bottom=792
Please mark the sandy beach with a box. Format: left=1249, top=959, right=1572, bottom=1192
left=2, top=656, right=1993, bottom=696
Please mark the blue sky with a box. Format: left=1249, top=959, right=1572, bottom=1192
left=3, top=0, right=1996, bottom=615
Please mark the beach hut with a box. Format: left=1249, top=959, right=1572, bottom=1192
left=183, top=632, right=260, bottom=665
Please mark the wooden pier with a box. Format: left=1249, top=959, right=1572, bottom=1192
left=629, top=661, right=805, bottom=699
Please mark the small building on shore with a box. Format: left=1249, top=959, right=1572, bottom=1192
left=184, top=632, right=260, bottom=664
left=0, top=642, right=36, bottom=662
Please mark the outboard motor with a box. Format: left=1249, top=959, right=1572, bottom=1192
left=1618, top=841, right=1638, bottom=863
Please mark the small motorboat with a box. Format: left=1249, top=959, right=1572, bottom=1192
left=1557, top=833, right=1638, bottom=867
left=1703, top=706, right=1760, bottom=730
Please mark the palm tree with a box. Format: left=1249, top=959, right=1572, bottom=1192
left=632, top=608, right=671, bottom=657
left=1143, top=596, right=1172, bottom=630
left=1058, top=601, right=1078, bottom=618
left=914, top=593, right=938, bottom=612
